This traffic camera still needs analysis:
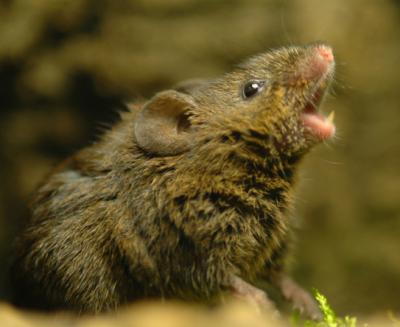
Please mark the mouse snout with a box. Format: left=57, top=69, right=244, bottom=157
left=315, top=45, right=334, bottom=63
left=297, top=44, right=335, bottom=81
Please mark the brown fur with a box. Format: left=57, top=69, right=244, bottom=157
left=12, top=44, right=334, bottom=317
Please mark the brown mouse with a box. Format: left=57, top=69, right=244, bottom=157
left=12, top=43, right=336, bottom=318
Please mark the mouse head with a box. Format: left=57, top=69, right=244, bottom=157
left=134, top=44, right=335, bottom=158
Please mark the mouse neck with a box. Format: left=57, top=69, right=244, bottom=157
left=228, top=130, right=302, bottom=186
left=175, top=127, right=303, bottom=201
left=207, top=125, right=303, bottom=183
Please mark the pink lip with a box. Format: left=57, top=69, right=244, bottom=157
left=301, top=112, right=335, bottom=140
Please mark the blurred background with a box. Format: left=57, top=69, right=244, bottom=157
left=0, top=0, right=399, bottom=318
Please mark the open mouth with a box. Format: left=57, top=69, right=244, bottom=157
left=300, top=86, right=335, bottom=140
left=298, top=45, right=336, bottom=141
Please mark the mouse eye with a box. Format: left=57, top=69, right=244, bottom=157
left=242, top=80, right=265, bottom=99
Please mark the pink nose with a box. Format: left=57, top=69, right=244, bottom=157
left=316, top=45, right=334, bottom=63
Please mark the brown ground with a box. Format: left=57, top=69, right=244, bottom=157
left=0, top=0, right=399, bottom=323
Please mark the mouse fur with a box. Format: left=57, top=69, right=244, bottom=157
left=12, top=44, right=336, bottom=318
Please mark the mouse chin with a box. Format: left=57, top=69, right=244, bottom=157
left=300, top=111, right=335, bottom=141
left=272, top=110, right=335, bottom=157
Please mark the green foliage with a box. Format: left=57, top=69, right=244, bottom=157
left=291, top=290, right=357, bottom=327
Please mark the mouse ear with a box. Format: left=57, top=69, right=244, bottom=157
left=134, top=90, right=197, bottom=156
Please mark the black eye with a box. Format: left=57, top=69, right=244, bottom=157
left=242, top=80, right=265, bottom=99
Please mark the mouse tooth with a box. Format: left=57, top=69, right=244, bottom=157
left=327, top=111, right=335, bottom=123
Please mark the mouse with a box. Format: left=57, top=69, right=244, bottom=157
left=12, top=43, right=336, bottom=319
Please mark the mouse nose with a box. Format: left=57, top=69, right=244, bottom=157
left=315, top=45, right=334, bottom=63
left=297, top=44, right=335, bottom=81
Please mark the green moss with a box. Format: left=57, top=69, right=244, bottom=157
left=291, top=290, right=357, bottom=327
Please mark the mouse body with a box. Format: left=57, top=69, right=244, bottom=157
left=12, top=44, right=336, bottom=318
